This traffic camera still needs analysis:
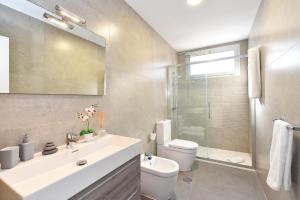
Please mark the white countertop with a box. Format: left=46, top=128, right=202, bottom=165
left=0, top=134, right=141, bottom=200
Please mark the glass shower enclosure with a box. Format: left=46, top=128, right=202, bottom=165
left=167, top=46, right=252, bottom=167
left=168, top=65, right=209, bottom=160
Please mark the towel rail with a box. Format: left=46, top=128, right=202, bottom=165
left=273, top=118, right=300, bottom=131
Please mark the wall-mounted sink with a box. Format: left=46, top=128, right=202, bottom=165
left=0, top=134, right=141, bottom=200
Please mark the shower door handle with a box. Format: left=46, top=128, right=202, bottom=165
left=208, top=102, right=211, bottom=119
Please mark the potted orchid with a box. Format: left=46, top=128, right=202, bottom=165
left=78, top=104, right=97, bottom=142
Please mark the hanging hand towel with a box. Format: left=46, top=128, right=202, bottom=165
left=248, top=47, right=261, bottom=98
left=267, top=120, right=293, bottom=191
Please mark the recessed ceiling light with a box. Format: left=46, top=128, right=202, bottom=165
left=187, top=0, right=203, bottom=6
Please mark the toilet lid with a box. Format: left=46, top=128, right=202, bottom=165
left=168, top=139, right=198, bottom=150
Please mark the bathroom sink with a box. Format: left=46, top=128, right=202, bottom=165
left=0, top=134, right=141, bottom=200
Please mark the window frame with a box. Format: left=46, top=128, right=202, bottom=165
left=185, top=43, right=240, bottom=79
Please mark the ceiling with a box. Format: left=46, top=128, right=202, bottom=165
left=125, top=0, right=262, bottom=52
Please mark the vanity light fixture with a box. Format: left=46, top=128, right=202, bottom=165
left=187, top=0, right=203, bottom=6
left=43, top=13, right=74, bottom=29
left=55, top=5, right=86, bottom=25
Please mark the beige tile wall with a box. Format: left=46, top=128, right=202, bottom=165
left=0, top=0, right=176, bottom=153
left=206, top=40, right=249, bottom=152
left=249, top=0, right=300, bottom=199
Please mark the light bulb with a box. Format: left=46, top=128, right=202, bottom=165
left=55, top=5, right=86, bottom=25
left=43, top=13, right=74, bottom=30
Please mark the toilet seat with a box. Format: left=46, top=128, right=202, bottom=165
left=156, top=120, right=199, bottom=171
left=168, top=139, right=198, bottom=150
left=165, top=145, right=196, bottom=154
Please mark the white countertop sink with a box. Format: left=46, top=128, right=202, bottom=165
left=0, top=134, right=141, bottom=200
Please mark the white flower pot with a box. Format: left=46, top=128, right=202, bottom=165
left=84, top=133, right=94, bottom=142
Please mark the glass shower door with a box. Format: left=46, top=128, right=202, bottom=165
left=168, top=65, right=208, bottom=159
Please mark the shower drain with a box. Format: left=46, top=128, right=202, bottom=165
left=183, top=177, right=193, bottom=183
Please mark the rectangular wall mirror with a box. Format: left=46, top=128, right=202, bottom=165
left=0, top=0, right=106, bottom=95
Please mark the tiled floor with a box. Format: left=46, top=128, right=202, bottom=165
left=175, top=161, right=266, bottom=200
left=197, top=146, right=252, bottom=167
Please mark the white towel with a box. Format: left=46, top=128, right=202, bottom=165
left=267, top=120, right=293, bottom=191
left=248, top=47, right=261, bottom=98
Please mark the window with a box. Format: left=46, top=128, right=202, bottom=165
left=0, top=35, right=9, bottom=93
left=188, top=44, right=240, bottom=77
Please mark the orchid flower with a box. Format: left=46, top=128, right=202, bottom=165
left=78, top=105, right=98, bottom=136
left=85, top=105, right=97, bottom=117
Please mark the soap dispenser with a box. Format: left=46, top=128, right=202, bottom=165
left=19, top=134, right=34, bottom=161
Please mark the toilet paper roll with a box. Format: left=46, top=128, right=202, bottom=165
left=150, top=133, right=156, bottom=141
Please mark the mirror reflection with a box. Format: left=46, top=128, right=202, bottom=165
left=0, top=1, right=106, bottom=95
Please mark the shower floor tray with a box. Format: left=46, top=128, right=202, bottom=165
left=197, top=146, right=252, bottom=167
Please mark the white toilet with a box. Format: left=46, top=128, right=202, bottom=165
left=141, top=154, right=179, bottom=200
left=156, top=120, right=199, bottom=171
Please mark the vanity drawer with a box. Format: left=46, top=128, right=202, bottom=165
left=70, top=155, right=140, bottom=200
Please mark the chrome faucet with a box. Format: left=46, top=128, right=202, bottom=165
left=66, top=132, right=79, bottom=147
left=144, top=152, right=152, bottom=161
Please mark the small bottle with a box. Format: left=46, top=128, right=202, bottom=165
left=19, top=134, right=34, bottom=161
left=97, top=129, right=107, bottom=137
